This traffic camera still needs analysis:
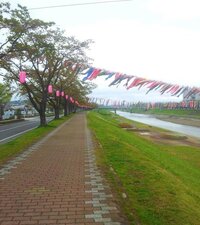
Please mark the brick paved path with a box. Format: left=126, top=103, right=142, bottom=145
left=0, top=113, right=128, bottom=225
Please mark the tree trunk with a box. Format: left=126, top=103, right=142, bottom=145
left=69, top=103, right=73, bottom=114
left=64, top=101, right=68, bottom=116
left=68, top=103, right=71, bottom=114
left=39, top=102, right=47, bottom=126
left=64, top=103, right=67, bottom=116
left=54, top=106, right=60, bottom=119
left=0, top=105, right=3, bottom=121
left=73, top=105, right=77, bottom=113
left=39, top=110, right=47, bottom=126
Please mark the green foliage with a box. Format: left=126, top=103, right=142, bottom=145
left=0, top=82, right=12, bottom=104
left=15, top=108, right=21, bottom=119
left=87, top=111, right=200, bottom=225
left=1, top=2, right=94, bottom=125
left=0, top=82, right=12, bottom=120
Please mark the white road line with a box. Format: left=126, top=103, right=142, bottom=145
left=0, top=116, right=55, bottom=143
left=0, top=121, right=38, bottom=133
left=0, top=126, right=38, bottom=143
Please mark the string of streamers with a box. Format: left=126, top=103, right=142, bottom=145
left=81, top=67, right=200, bottom=98
left=89, top=97, right=200, bottom=109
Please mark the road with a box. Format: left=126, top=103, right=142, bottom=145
left=0, top=117, right=53, bottom=144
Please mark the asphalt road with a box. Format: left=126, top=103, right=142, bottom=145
left=0, top=117, right=53, bottom=144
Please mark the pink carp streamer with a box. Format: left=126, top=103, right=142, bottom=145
left=81, top=67, right=200, bottom=98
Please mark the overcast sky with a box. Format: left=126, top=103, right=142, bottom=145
left=6, top=0, right=200, bottom=102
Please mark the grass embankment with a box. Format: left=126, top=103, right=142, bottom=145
left=0, top=116, right=71, bottom=166
left=87, top=110, right=200, bottom=225
left=130, top=108, right=200, bottom=119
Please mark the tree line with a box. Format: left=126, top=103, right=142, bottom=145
left=0, top=2, right=95, bottom=125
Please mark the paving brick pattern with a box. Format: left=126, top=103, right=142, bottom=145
left=0, top=113, right=128, bottom=225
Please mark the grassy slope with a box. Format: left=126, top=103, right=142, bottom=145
left=0, top=116, right=71, bottom=165
left=130, top=108, right=200, bottom=119
left=87, top=110, right=200, bottom=225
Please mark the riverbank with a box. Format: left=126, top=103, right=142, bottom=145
left=155, top=114, right=200, bottom=127
left=130, top=108, right=200, bottom=119
left=87, top=110, right=200, bottom=225
left=116, top=111, right=200, bottom=139
left=126, top=108, right=200, bottom=128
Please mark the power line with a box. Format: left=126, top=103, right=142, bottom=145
left=28, top=0, right=133, bottom=10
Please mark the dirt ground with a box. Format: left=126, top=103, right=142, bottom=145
left=155, top=115, right=200, bottom=127
left=125, top=127, right=200, bottom=147
left=120, top=114, right=200, bottom=147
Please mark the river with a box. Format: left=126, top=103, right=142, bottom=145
left=116, top=111, right=200, bottom=139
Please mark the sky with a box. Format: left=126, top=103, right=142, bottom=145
left=5, top=0, right=200, bottom=102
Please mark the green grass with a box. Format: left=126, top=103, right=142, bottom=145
left=0, top=115, right=72, bottom=165
left=130, top=108, right=200, bottom=118
left=87, top=110, right=200, bottom=225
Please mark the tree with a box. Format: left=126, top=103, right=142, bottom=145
left=1, top=4, right=93, bottom=126
left=0, top=3, right=33, bottom=60
left=0, top=82, right=12, bottom=120
left=1, top=11, right=55, bottom=125
left=47, top=61, right=96, bottom=119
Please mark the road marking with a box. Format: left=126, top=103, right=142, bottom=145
left=0, top=127, right=37, bottom=143
left=0, top=116, right=54, bottom=143
left=0, top=121, right=39, bottom=133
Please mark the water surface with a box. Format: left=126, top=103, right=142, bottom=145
left=116, top=111, right=200, bottom=139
